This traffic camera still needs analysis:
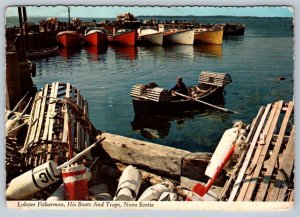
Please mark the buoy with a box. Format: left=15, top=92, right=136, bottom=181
left=186, top=125, right=240, bottom=200
left=47, top=184, right=65, bottom=201
left=158, top=192, right=177, bottom=201
left=6, top=160, right=61, bottom=199
left=62, top=164, right=89, bottom=200
left=114, top=165, right=142, bottom=201
left=138, top=184, right=171, bottom=201
left=89, top=184, right=112, bottom=201
left=186, top=188, right=217, bottom=201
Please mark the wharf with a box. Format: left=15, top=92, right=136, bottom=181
left=219, top=101, right=294, bottom=202
left=5, top=80, right=294, bottom=203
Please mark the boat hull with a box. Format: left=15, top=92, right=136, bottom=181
left=164, top=30, right=194, bottom=45
left=108, top=31, right=137, bottom=46
left=194, top=29, right=224, bottom=45
left=84, top=30, right=108, bottom=46
left=26, top=46, right=59, bottom=59
left=142, top=32, right=164, bottom=45
left=132, top=87, right=224, bottom=115
left=57, top=31, right=82, bottom=48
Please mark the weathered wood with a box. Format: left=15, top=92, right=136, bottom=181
left=28, top=90, right=43, bottom=146
left=180, top=176, right=222, bottom=199
left=270, top=126, right=295, bottom=201
left=256, top=101, right=294, bottom=201
left=22, top=93, right=38, bottom=153
left=181, top=152, right=211, bottom=182
left=228, top=104, right=271, bottom=201
left=34, top=84, right=49, bottom=143
left=101, top=132, right=196, bottom=178
left=218, top=106, right=265, bottom=200
left=48, top=82, right=59, bottom=141
left=241, top=101, right=283, bottom=201
left=246, top=102, right=280, bottom=175
left=6, top=52, right=22, bottom=110
left=42, top=82, right=55, bottom=141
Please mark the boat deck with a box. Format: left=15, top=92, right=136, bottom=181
left=219, top=100, right=294, bottom=202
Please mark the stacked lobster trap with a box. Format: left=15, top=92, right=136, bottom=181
left=20, top=82, right=98, bottom=169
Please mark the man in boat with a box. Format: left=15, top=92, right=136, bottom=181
left=169, top=77, right=189, bottom=98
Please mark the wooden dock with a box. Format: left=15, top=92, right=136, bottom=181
left=219, top=101, right=294, bottom=202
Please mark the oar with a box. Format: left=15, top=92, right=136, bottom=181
left=173, top=91, right=238, bottom=114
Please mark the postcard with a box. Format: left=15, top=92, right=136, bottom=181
left=4, top=4, right=294, bottom=211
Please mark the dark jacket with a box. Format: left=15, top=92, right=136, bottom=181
left=170, top=81, right=189, bottom=96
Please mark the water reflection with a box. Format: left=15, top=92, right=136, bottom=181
left=59, top=47, right=82, bottom=59
left=163, top=45, right=194, bottom=60
left=111, top=45, right=137, bottom=60
left=84, top=44, right=108, bottom=61
left=194, top=44, right=223, bottom=58
left=131, top=108, right=216, bottom=140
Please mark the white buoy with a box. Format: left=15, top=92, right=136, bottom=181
left=114, top=165, right=142, bottom=201
left=6, top=160, right=61, bottom=199
left=138, top=184, right=171, bottom=201
left=158, top=192, right=177, bottom=201
left=46, top=184, right=65, bottom=201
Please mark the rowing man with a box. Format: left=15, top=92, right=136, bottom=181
left=169, top=77, right=189, bottom=98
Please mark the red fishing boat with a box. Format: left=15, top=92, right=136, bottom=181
left=108, top=29, right=137, bottom=46
left=84, top=28, right=108, bottom=46
left=57, top=31, right=82, bottom=48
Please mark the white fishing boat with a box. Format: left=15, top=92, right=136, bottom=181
left=158, top=24, right=194, bottom=45
left=138, top=28, right=164, bottom=45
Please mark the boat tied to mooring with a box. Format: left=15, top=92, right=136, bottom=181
left=130, top=71, right=232, bottom=115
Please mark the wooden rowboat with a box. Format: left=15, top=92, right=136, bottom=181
left=130, top=71, right=232, bottom=115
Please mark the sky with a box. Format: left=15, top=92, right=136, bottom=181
left=5, top=6, right=293, bottom=18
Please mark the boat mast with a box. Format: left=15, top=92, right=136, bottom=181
left=68, top=6, right=71, bottom=29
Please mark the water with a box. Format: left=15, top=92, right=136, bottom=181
left=10, top=16, right=294, bottom=152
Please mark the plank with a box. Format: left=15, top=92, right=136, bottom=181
left=22, top=93, right=38, bottom=153
left=236, top=102, right=279, bottom=201
left=269, top=126, right=295, bottom=201
left=76, top=89, right=81, bottom=150
left=34, top=84, right=49, bottom=143
left=255, top=101, right=294, bottom=201
left=228, top=104, right=271, bottom=201
left=101, top=132, right=193, bottom=178
left=62, top=83, right=71, bottom=143
left=241, top=101, right=283, bottom=201
left=27, top=90, right=43, bottom=146
left=246, top=102, right=280, bottom=175
left=42, top=82, right=55, bottom=140
left=48, top=82, right=59, bottom=141
left=46, top=143, right=52, bottom=161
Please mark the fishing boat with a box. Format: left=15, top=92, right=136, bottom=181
left=194, top=27, right=224, bottom=45
left=26, top=46, right=59, bottom=59
left=158, top=24, right=194, bottom=45
left=163, top=29, right=194, bottom=45
left=56, top=31, right=82, bottom=48
left=108, top=29, right=137, bottom=46
left=223, top=23, right=246, bottom=36
left=84, top=28, right=108, bottom=46
left=138, top=28, right=164, bottom=45
left=130, top=71, right=232, bottom=115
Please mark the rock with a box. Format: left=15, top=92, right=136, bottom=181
left=277, top=76, right=286, bottom=80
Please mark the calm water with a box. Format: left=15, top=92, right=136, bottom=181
left=12, top=16, right=294, bottom=152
